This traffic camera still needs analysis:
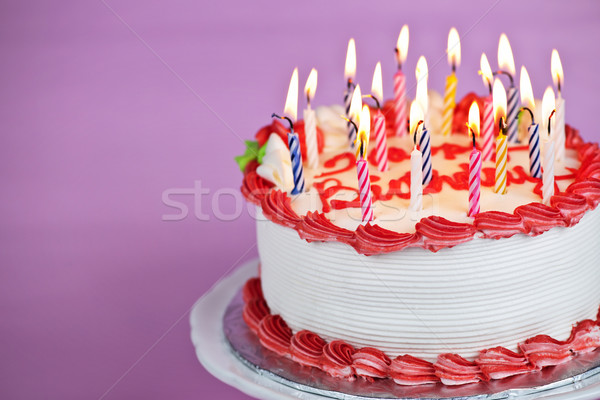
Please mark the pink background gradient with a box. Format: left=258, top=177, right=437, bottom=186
left=1, top=1, right=599, bottom=399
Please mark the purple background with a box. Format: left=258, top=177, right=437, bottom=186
left=1, top=1, right=599, bottom=399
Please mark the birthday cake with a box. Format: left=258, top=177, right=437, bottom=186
left=235, top=32, right=600, bottom=386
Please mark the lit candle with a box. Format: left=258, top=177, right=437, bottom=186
left=272, top=68, right=304, bottom=195
left=479, top=53, right=494, bottom=162
left=303, top=68, right=319, bottom=169
left=348, top=84, right=362, bottom=148
left=393, top=25, right=409, bottom=136
left=493, top=78, right=508, bottom=195
left=355, top=105, right=374, bottom=222
left=467, top=101, right=481, bottom=217
left=551, top=49, right=565, bottom=162
left=442, top=28, right=461, bottom=136
left=520, top=66, right=541, bottom=179
left=415, top=55, right=429, bottom=129
left=344, top=38, right=357, bottom=147
left=497, top=34, right=520, bottom=144
left=542, top=87, right=556, bottom=205
left=368, top=62, right=389, bottom=172
left=409, top=101, right=424, bottom=213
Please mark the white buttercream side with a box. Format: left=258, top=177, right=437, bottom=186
left=258, top=207, right=600, bottom=361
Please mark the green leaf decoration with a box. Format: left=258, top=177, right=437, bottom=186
left=234, top=140, right=259, bottom=172
left=257, top=142, right=267, bottom=164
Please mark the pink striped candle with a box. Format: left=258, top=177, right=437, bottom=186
left=357, top=158, right=374, bottom=222
left=373, top=110, right=388, bottom=172
left=482, top=95, right=494, bottom=161
left=393, top=70, right=408, bottom=136
left=469, top=147, right=482, bottom=217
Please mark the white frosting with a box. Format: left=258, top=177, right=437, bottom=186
left=258, top=207, right=600, bottom=361
left=256, top=134, right=294, bottom=192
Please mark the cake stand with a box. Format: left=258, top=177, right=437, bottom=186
left=190, top=259, right=600, bottom=400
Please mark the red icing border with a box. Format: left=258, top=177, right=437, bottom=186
left=242, top=119, right=600, bottom=254
left=242, top=277, right=600, bottom=386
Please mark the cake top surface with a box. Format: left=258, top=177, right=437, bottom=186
left=239, top=93, right=600, bottom=254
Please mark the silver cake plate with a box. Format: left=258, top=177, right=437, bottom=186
left=224, top=288, right=600, bottom=400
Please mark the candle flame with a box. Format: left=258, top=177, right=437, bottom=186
left=447, top=27, right=461, bottom=69
left=284, top=68, right=298, bottom=122
left=542, top=86, right=556, bottom=135
left=520, top=66, right=535, bottom=111
left=479, top=53, right=493, bottom=89
left=492, top=78, right=507, bottom=124
left=304, top=68, right=318, bottom=102
left=498, top=33, right=515, bottom=76
left=551, top=49, right=564, bottom=90
left=355, top=105, right=371, bottom=159
left=345, top=38, right=357, bottom=81
left=371, top=62, right=383, bottom=103
left=396, top=25, right=409, bottom=66
left=409, top=100, right=424, bottom=137
left=415, top=56, right=428, bottom=116
left=349, top=84, right=362, bottom=123
left=468, top=101, right=480, bottom=137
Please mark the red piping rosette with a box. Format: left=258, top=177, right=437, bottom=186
left=242, top=277, right=263, bottom=303
left=320, top=340, right=356, bottom=380
left=243, top=299, right=270, bottom=334
left=352, top=347, right=391, bottom=380
left=389, top=355, right=439, bottom=385
left=258, top=315, right=293, bottom=357
left=518, top=335, right=572, bottom=368
left=416, top=216, right=476, bottom=252
left=261, top=190, right=301, bottom=228
left=297, top=211, right=355, bottom=244
left=352, top=223, right=421, bottom=255
left=565, top=320, right=600, bottom=354
left=434, top=353, right=485, bottom=385
left=474, top=211, right=529, bottom=239
left=550, top=193, right=589, bottom=226
left=514, top=202, right=567, bottom=235
left=241, top=171, right=273, bottom=205
left=475, top=347, right=534, bottom=380
left=576, top=152, right=600, bottom=181
left=567, top=178, right=600, bottom=209
left=289, top=330, right=327, bottom=369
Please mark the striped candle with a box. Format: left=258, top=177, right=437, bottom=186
left=554, top=96, right=566, bottom=162
left=528, top=123, right=542, bottom=178
left=441, top=72, right=458, bottom=136
left=409, top=145, right=423, bottom=213
left=344, top=82, right=356, bottom=147
left=419, top=125, right=432, bottom=185
left=373, top=110, right=388, bottom=172
left=543, top=138, right=555, bottom=205
left=357, top=158, right=374, bottom=222
left=468, top=148, right=482, bottom=217
left=303, top=106, right=318, bottom=169
left=287, top=131, right=305, bottom=195
left=494, top=128, right=508, bottom=194
left=506, top=86, right=520, bottom=143
left=393, top=70, right=408, bottom=136
left=482, top=96, right=494, bottom=161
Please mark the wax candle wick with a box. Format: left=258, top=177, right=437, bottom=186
left=394, top=48, right=402, bottom=70
left=520, top=107, right=535, bottom=124
left=494, top=70, right=514, bottom=87
left=364, top=94, right=381, bottom=109
left=498, top=117, right=506, bottom=135
left=413, top=121, right=423, bottom=145
left=272, top=113, right=294, bottom=133
left=548, top=109, right=556, bottom=136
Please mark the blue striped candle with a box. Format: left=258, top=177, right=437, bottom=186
left=528, top=123, right=541, bottom=179
left=507, top=86, right=520, bottom=143
left=419, top=125, right=432, bottom=185
left=287, top=131, right=305, bottom=195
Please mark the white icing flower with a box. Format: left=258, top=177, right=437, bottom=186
left=256, top=133, right=294, bottom=192
left=316, top=104, right=348, bottom=153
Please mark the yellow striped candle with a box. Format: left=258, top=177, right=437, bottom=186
left=441, top=73, right=457, bottom=136
left=493, top=78, right=508, bottom=194
left=442, top=28, right=461, bottom=136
